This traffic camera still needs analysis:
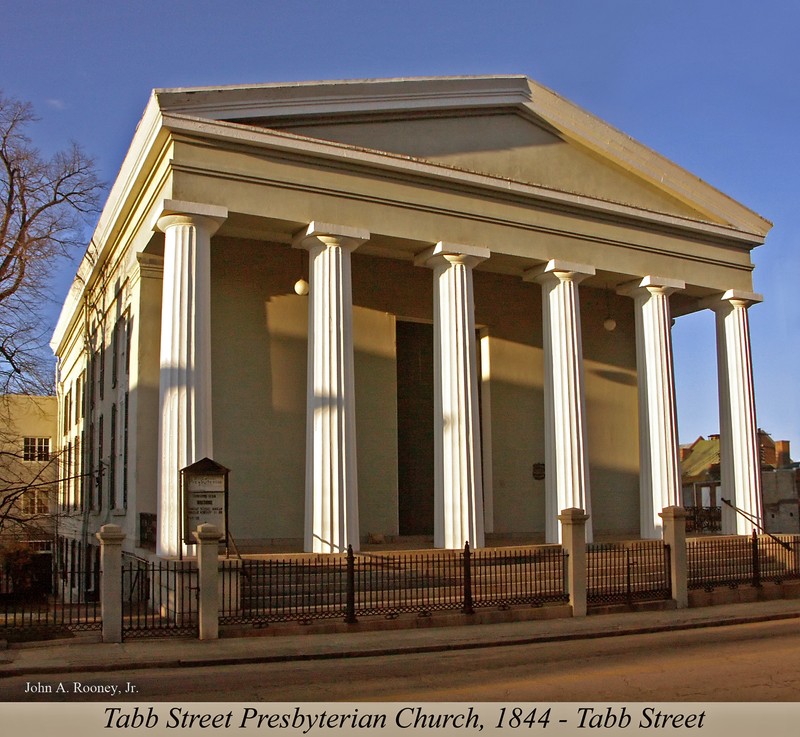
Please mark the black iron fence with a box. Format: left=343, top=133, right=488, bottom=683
left=220, top=544, right=569, bottom=627
left=10, top=531, right=800, bottom=642
left=587, top=540, right=671, bottom=607
left=685, top=506, right=722, bottom=534
left=471, top=546, right=568, bottom=610
left=121, top=555, right=198, bottom=639
left=0, top=550, right=101, bottom=639
left=687, top=533, right=800, bottom=591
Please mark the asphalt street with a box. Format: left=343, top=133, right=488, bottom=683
left=3, top=616, right=799, bottom=702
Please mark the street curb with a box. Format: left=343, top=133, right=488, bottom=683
left=2, top=609, right=799, bottom=679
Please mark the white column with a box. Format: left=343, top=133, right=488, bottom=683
left=155, top=201, right=227, bottom=558
left=294, top=222, right=368, bottom=554
left=416, top=242, right=489, bottom=549
left=619, top=276, right=684, bottom=539
left=705, top=290, right=763, bottom=534
left=526, top=260, right=594, bottom=543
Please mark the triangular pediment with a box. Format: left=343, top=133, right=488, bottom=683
left=268, top=111, right=706, bottom=221
left=153, top=76, right=770, bottom=237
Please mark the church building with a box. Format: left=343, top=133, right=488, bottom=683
left=50, top=76, right=771, bottom=561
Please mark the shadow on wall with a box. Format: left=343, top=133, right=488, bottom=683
left=202, top=241, right=643, bottom=549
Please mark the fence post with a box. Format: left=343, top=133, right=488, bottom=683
left=193, top=524, right=221, bottom=640
left=96, top=524, right=126, bottom=644
left=345, top=544, right=357, bottom=624
left=659, top=506, right=688, bottom=609
left=752, top=530, right=761, bottom=588
left=462, top=541, right=474, bottom=615
left=558, top=508, right=589, bottom=617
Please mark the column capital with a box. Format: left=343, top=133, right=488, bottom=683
left=618, top=275, right=685, bottom=298
left=700, top=289, right=763, bottom=311
left=292, top=221, right=369, bottom=252
left=154, top=199, right=228, bottom=236
left=523, top=259, right=595, bottom=285
left=414, top=241, right=490, bottom=270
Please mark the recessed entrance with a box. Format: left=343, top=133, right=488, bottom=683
left=396, top=320, right=435, bottom=535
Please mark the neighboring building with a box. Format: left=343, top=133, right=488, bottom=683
left=758, top=434, right=798, bottom=534
left=0, top=394, right=58, bottom=546
left=681, top=431, right=799, bottom=534
left=50, top=76, right=771, bottom=565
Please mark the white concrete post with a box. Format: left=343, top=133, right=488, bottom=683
left=416, top=242, right=489, bottom=549
left=704, top=290, right=764, bottom=534
left=154, top=200, right=227, bottom=558
left=96, top=524, right=126, bottom=643
left=193, top=523, right=221, bottom=640
left=659, top=506, right=688, bottom=608
left=293, top=222, right=369, bottom=554
left=527, top=261, right=595, bottom=543
left=558, top=508, right=589, bottom=617
left=619, top=276, right=685, bottom=539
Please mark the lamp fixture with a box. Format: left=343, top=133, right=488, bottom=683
left=294, top=248, right=309, bottom=296
left=603, top=284, right=617, bottom=332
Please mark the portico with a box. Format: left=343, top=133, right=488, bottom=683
left=50, top=76, right=772, bottom=559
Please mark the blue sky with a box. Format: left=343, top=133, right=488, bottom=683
left=3, top=1, right=798, bottom=450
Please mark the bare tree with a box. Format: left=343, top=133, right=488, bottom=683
left=0, top=448, right=59, bottom=541
left=0, top=93, right=103, bottom=394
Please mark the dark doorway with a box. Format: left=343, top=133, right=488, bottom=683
left=396, top=320, right=434, bottom=535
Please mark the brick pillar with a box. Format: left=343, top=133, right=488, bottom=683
left=96, top=524, right=126, bottom=643
left=659, top=506, right=688, bottom=608
left=558, top=508, right=589, bottom=617
left=193, top=523, right=221, bottom=640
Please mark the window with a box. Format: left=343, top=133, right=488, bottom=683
left=112, top=319, right=120, bottom=388
left=63, top=389, right=72, bottom=434
left=87, top=423, right=95, bottom=510
left=23, top=437, right=50, bottom=461
left=97, top=415, right=104, bottom=511
left=75, top=374, right=84, bottom=423
left=109, top=404, right=116, bottom=509
left=79, top=429, right=87, bottom=511
left=89, top=349, right=96, bottom=410
left=125, top=314, right=132, bottom=375
left=74, top=435, right=82, bottom=510
left=21, top=487, right=51, bottom=515
left=65, top=441, right=72, bottom=509
left=99, top=340, right=106, bottom=401
left=123, top=392, right=129, bottom=509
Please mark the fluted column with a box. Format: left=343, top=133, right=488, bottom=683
left=619, top=276, right=684, bottom=539
left=705, top=290, right=763, bottom=534
left=155, top=201, right=227, bottom=558
left=416, top=242, right=489, bottom=549
left=294, top=222, right=368, bottom=553
left=526, top=260, right=594, bottom=543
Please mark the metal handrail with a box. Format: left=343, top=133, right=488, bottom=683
left=720, top=498, right=793, bottom=552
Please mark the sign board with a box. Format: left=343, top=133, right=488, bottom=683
left=181, top=458, right=229, bottom=547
